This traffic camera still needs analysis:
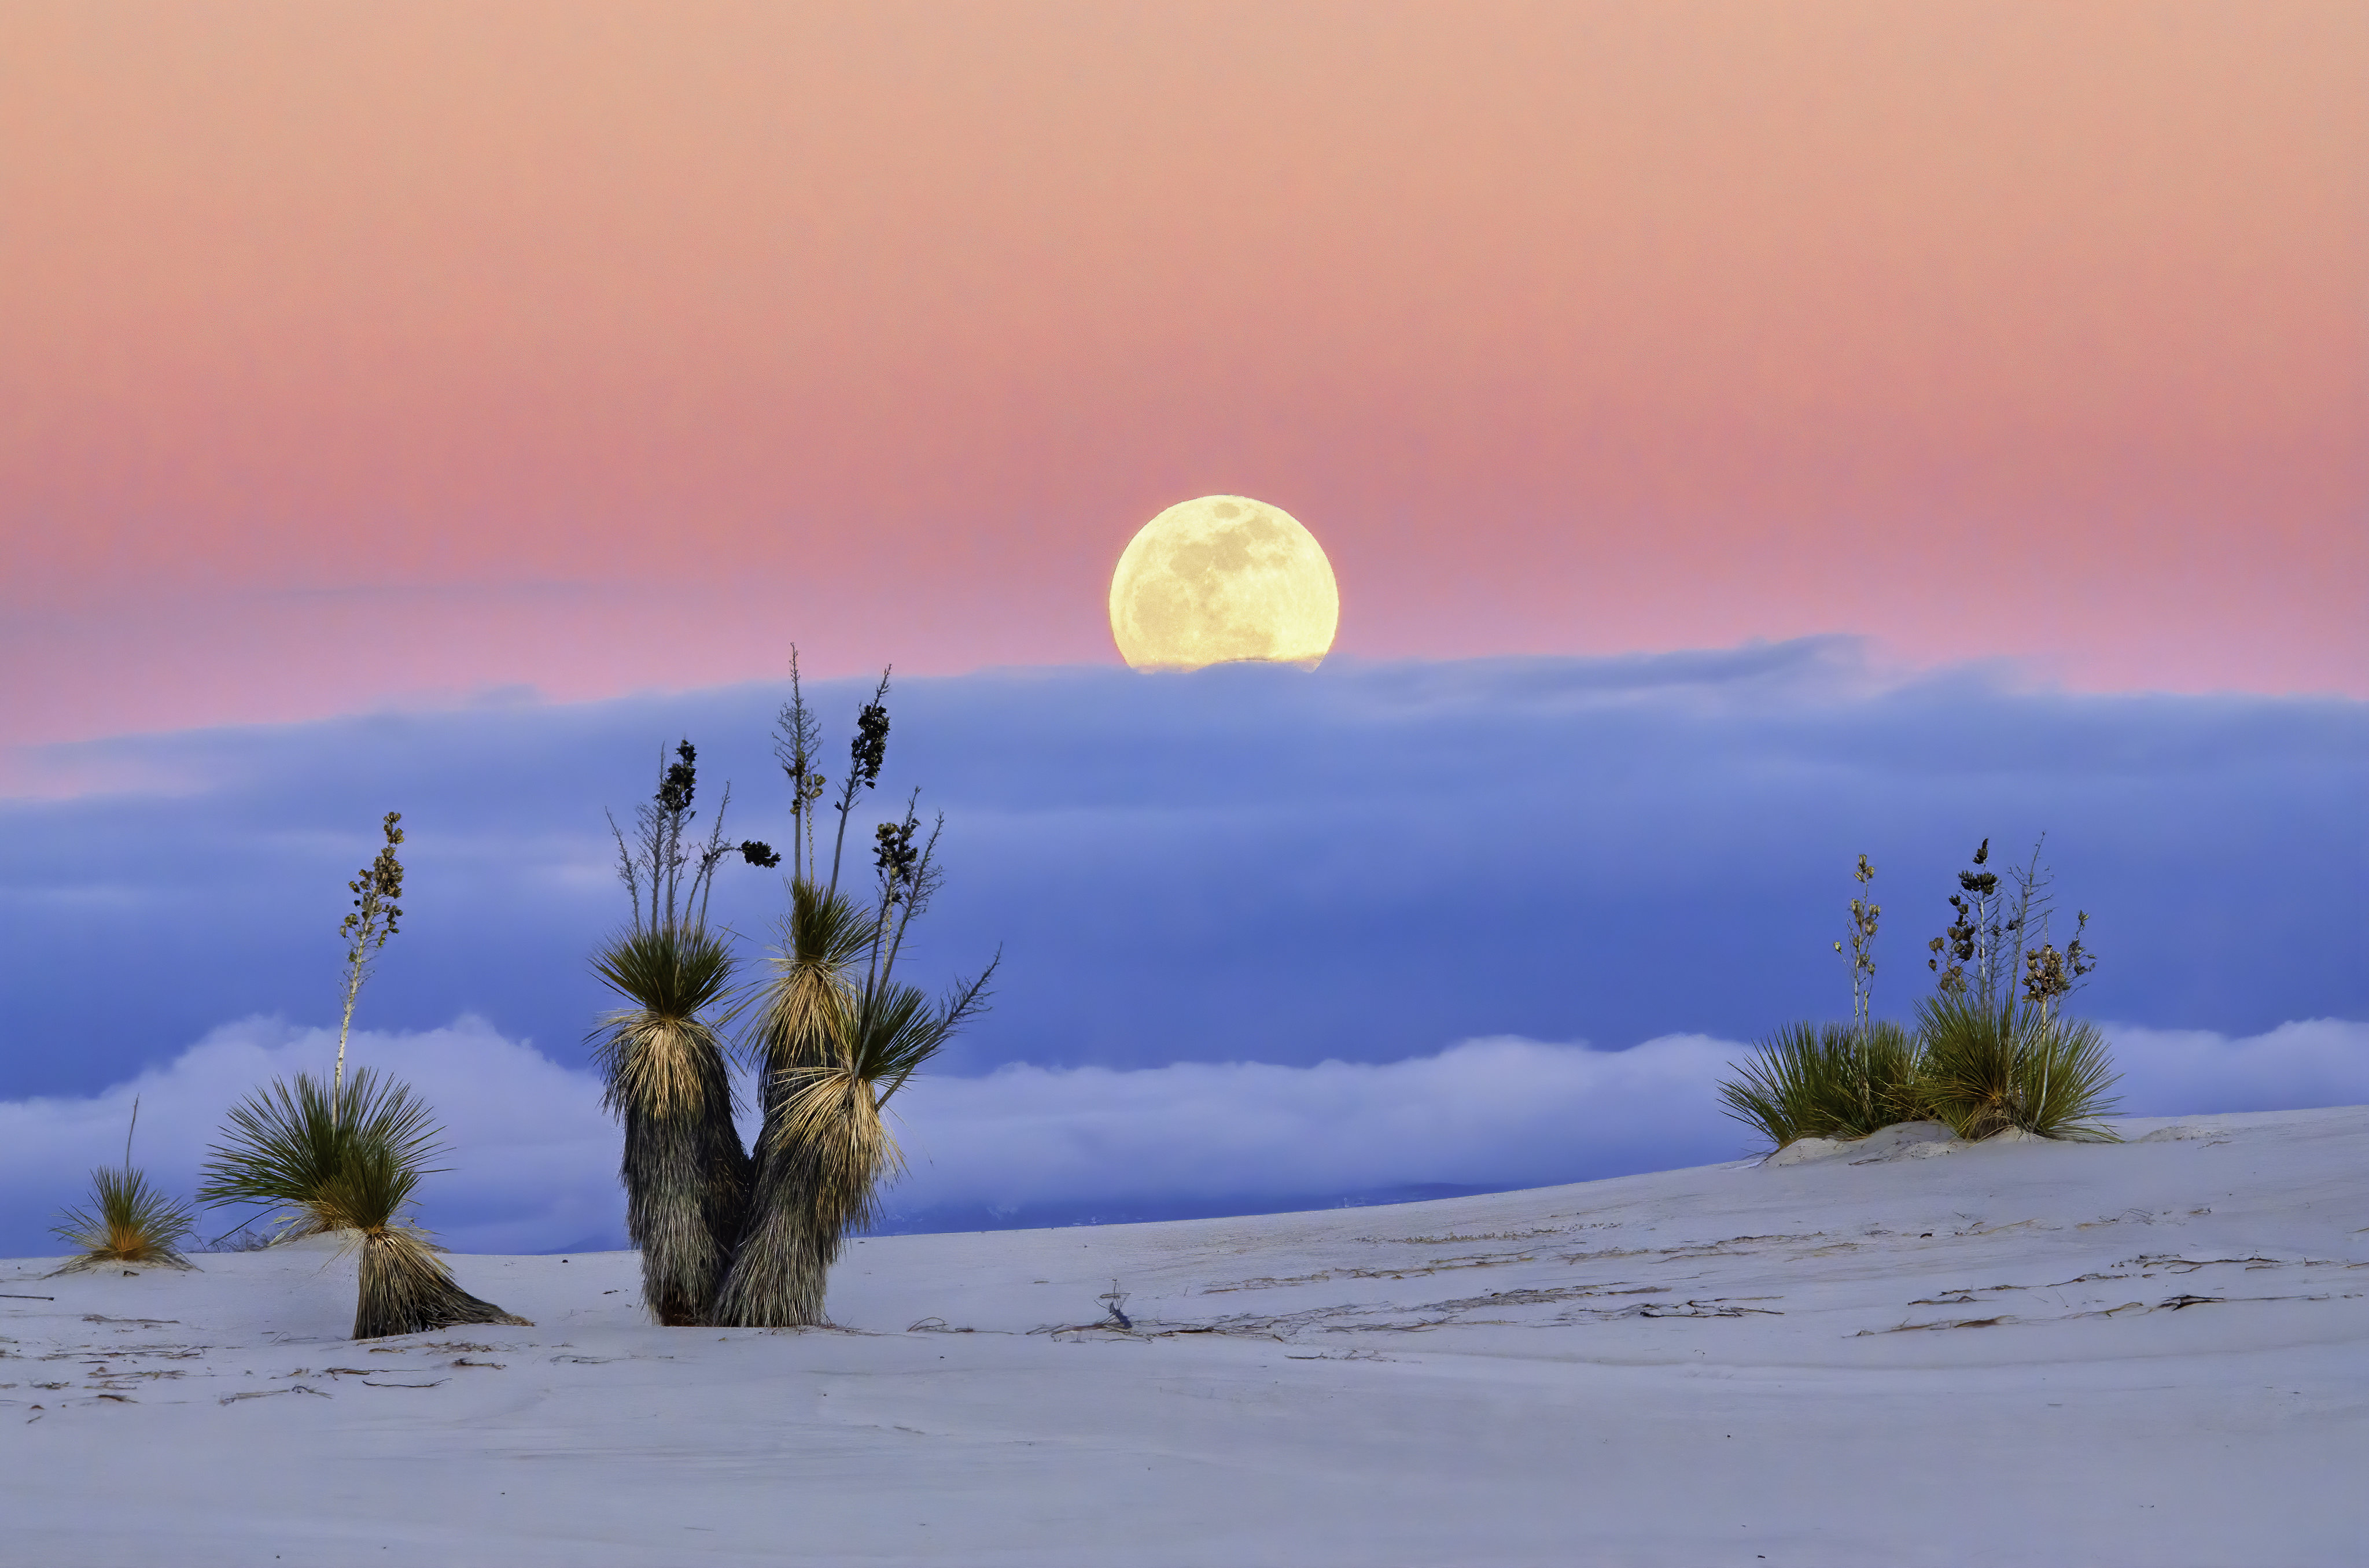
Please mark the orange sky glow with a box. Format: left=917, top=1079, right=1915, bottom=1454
left=2, top=1, right=2361, bottom=762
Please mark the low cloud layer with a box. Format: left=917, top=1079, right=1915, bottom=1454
left=4, top=645, right=2360, bottom=1252
left=0, top=1019, right=616, bottom=1256
left=5, top=643, right=2363, bottom=1105
left=3, top=1013, right=2361, bottom=1257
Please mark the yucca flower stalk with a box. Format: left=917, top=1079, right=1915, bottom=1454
left=1832, top=853, right=1880, bottom=1039
left=592, top=739, right=775, bottom=1325
left=197, top=1069, right=525, bottom=1337
left=334, top=813, right=406, bottom=1105
left=50, top=1099, right=198, bottom=1273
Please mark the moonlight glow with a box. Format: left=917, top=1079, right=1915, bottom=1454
left=1108, top=496, right=1340, bottom=672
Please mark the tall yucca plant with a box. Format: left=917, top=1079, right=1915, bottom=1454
left=208, top=807, right=411, bottom=1244
left=710, top=877, right=865, bottom=1326
left=198, top=1068, right=525, bottom=1337
left=713, top=666, right=994, bottom=1327
left=591, top=924, right=750, bottom=1324
left=593, top=739, right=776, bottom=1325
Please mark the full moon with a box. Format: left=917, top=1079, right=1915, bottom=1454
left=1108, top=496, right=1340, bottom=672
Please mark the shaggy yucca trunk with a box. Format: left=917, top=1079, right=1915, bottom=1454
left=352, top=1226, right=530, bottom=1340
left=714, top=1072, right=891, bottom=1327
left=710, top=1143, right=833, bottom=1327
left=593, top=924, right=750, bottom=1326
left=615, top=1073, right=749, bottom=1325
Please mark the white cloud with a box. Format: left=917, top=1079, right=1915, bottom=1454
left=2105, top=1017, right=2369, bottom=1116
left=0, top=1016, right=617, bottom=1256
left=3, top=1014, right=2361, bottom=1255
left=882, top=1034, right=1751, bottom=1213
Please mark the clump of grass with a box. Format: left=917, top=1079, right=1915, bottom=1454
left=51, top=1098, right=199, bottom=1273
left=51, top=1168, right=198, bottom=1271
left=1722, top=852, right=1922, bottom=1149
left=1916, top=994, right=2121, bottom=1142
left=51, top=1100, right=199, bottom=1272
left=197, top=1068, right=527, bottom=1338
left=1719, top=1020, right=1926, bottom=1148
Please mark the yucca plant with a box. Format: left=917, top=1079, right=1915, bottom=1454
left=1915, top=994, right=2120, bottom=1142
left=197, top=1071, right=359, bottom=1242
left=198, top=806, right=412, bottom=1245
left=1720, top=852, right=1923, bottom=1150
left=592, top=739, right=775, bottom=1325
left=712, top=668, right=994, bottom=1327
left=51, top=1101, right=198, bottom=1272
left=710, top=876, right=865, bottom=1326
left=591, top=923, right=751, bottom=1325
left=1719, top=1020, right=1926, bottom=1148
left=198, top=1068, right=526, bottom=1337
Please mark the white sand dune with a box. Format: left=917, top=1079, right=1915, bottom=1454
left=4, top=1107, right=2362, bottom=1566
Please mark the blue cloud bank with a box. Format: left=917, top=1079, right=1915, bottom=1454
left=2, top=640, right=2361, bottom=1252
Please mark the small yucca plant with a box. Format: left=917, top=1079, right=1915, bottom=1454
left=51, top=1104, right=199, bottom=1274
left=312, top=1104, right=531, bottom=1340
left=1915, top=995, right=2121, bottom=1142
left=198, top=1068, right=526, bottom=1338
left=1719, top=1020, right=1926, bottom=1149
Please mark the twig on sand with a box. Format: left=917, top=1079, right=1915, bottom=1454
left=219, top=1385, right=331, bottom=1404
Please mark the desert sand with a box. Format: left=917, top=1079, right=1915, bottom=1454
left=4, top=1105, right=2362, bottom=1566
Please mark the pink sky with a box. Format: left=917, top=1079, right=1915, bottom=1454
left=3, top=1, right=2361, bottom=761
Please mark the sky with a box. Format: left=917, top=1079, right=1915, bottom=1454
left=1, top=3, right=2362, bottom=1252
left=2, top=0, right=2364, bottom=766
